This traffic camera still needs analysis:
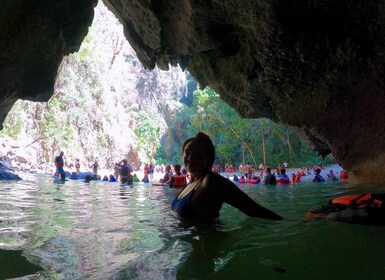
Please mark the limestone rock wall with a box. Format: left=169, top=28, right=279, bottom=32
left=0, top=0, right=97, bottom=128
left=103, top=0, right=385, bottom=183
left=1, top=0, right=385, bottom=183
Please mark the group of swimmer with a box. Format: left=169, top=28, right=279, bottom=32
left=212, top=159, right=348, bottom=185
left=54, top=137, right=348, bottom=188
left=54, top=151, right=191, bottom=187
left=170, top=132, right=383, bottom=226
left=214, top=161, right=287, bottom=180
left=56, top=132, right=385, bottom=226
left=232, top=166, right=348, bottom=185
left=54, top=152, right=135, bottom=184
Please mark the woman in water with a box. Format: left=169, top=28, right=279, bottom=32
left=171, top=132, right=282, bottom=221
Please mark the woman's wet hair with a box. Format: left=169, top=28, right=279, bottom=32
left=182, top=132, right=215, bottom=167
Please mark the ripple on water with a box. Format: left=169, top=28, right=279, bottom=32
left=1, top=173, right=385, bottom=279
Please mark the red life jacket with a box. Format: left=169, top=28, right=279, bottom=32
left=249, top=178, right=260, bottom=184
left=172, top=174, right=187, bottom=188
left=340, top=171, right=348, bottom=180
left=277, top=178, right=290, bottom=184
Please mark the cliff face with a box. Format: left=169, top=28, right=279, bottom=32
left=1, top=0, right=385, bottom=183
left=0, top=3, right=191, bottom=172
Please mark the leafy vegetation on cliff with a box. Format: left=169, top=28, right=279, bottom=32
left=160, top=87, right=333, bottom=168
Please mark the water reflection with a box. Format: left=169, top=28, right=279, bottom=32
left=0, top=173, right=385, bottom=279
left=0, top=249, right=42, bottom=278
left=119, top=186, right=131, bottom=200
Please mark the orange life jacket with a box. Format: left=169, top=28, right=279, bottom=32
left=310, top=193, right=385, bottom=226
left=331, top=193, right=383, bottom=209
left=172, top=174, right=187, bottom=188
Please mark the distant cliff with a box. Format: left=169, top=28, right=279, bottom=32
left=0, top=3, right=194, bottom=172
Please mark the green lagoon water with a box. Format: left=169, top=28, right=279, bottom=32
left=1, top=172, right=385, bottom=279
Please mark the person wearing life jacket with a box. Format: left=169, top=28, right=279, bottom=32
left=238, top=175, right=246, bottom=184
left=132, top=174, right=139, bottom=183
left=169, top=164, right=187, bottom=188
left=248, top=176, right=261, bottom=184
left=291, top=172, right=302, bottom=183
left=340, top=169, right=348, bottom=180
left=295, top=172, right=302, bottom=182
left=299, top=167, right=304, bottom=175
left=229, top=164, right=234, bottom=173
left=306, top=193, right=385, bottom=226
left=312, top=168, right=325, bottom=183
left=277, top=168, right=290, bottom=184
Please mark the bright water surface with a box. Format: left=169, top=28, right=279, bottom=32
left=1, top=172, right=385, bottom=279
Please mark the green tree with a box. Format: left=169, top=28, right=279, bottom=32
left=163, top=86, right=335, bottom=169
left=39, top=97, right=74, bottom=159
left=0, top=101, right=25, bottom=138
left=135, top=112, right=162, bottom=163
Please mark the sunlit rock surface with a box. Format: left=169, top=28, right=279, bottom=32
left=1, top=1, right=385, bottom=183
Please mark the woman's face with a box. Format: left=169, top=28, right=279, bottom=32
left=183, top=141, right=210, bottom=176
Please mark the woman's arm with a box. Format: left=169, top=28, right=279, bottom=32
left=220, top=179, right=282, bottom=220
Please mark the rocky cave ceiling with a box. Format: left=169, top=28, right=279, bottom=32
left=1, top=0, right=385, bottom=183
